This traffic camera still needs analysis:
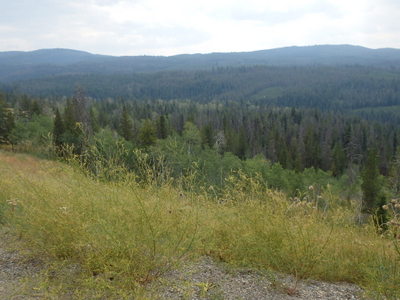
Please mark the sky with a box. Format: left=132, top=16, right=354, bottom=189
left=1, top=0, right=400, bottom=56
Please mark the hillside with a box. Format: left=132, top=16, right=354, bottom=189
left=0, top=151, right=399, bottom=299
left=2, top=45, right=400, bottom=115
left=1, top=44, right=400, bottom=299
left=1, top=45, right=400, bottom=83
left=6, top=65, right=400, bottom=118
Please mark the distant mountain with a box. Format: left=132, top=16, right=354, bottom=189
left=1, top=45, right=400, bottom=83
left=0, top=48, right=107, bottom=66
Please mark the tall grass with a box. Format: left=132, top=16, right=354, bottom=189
left=0, top=151, right=399, bottom=299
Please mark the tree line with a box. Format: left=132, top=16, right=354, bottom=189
left=8, top=65, right=400, bottom=116
left=1, top=90, right=399, bottom=228
left=2, top=90, right=399, bottom=177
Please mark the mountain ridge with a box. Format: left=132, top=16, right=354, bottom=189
left=1, top=44, right=400, bottom=83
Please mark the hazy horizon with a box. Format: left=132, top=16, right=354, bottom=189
left=2, top=44, right=399, bottom=58
left=1, top=0, right=400, bottom=56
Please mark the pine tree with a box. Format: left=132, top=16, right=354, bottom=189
left=156, top=115, right=168, bottom=139
left=235, top=128, right=247, bottom=159
left=63, top=99, right=84, bottom=154
left=374, top=194, right=388, bottom=232
left=0, top=99, right=15, bottom=145
left=138, top=119, right=156, bottom=147
left=361, top=148, right=381, bottom=214
left=31, top=100, right=42, bottom=115
left=63, top=99, right=76, bottom=133
left=72, top=87, right=92, bottom=136
left=119, top=106, right=133, bottom=141
left=90, top=107, right=100, bottom=133
left=332, top=143, right=346, bottom=176
left=53, top=108, right=65, bottom=149
left=389, top=147, right=400, bottom=194
left=176, top=114, right=184, bottom=135
left=200, top=124, right=214, bottom=148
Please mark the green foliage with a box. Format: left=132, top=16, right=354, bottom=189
left=89, top=106, right=100, bottom=133
left=11, top=65, right=400, bottom=116
left=374, top=195, right=388, bottom=232
left=61, top=99, right=88, bottom=154
left=361, top=148, right=389, bottom=231
left=361, top=149, right=381, bottom=213
left=119, top=105, right=133, bottom=141
left=83, top=128, right=133, bottom=181
left=1, top=55, right=400, bottom=298
left=2, top=91, right=400, bottom=177
left=235, top=128, right=247, bottom=159
left=1, top=152, right=399, bottom=298
left=139, top=119, right=156, bottom=147
left=53, top=108, right=64, bottom=148
left=389, top=147, right=400, bottom=195
left=200, top=124, right=214, bottom=148
left=332, top=143, right=346, bottom=176
left=147, top=134, right=342, bottom=196
left=0, top=99, right=15, bottom=145
left=183, top=122, right=201, bottom=148
left=156, top=115, right=168, bottom=139
left=10, top=114, right=52, bottom=147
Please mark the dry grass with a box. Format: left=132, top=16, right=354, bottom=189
left=0, top=151, right=399, bottom=299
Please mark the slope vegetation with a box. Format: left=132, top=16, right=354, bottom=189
left=0, top=151, right=399, bottom=298
left=1, top=45, right=400, bottom=83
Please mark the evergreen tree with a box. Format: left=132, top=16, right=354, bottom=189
left=235, top=128, right=247, bottom=159
left=389, top=147, right=400, bottom=194
left=0, top=99, right=15, bottom=145
left=119, top=106, right=133, bottom=141
left=63, top=99, right=74, bottom=130
left=332, top=143, right=346, bottom=176
left=304, top=127, right=321, bottom=168
left=176, top=114, right=184, bottom=135
left=138, top=119, right=156, bottom=147
left=90, top=107, right=100, bottom=133
left=200, top=124, right=214, bottom=148
left=374, top=194, right=388, bottom=232
left=31, top=100, right=42, bottom=116
left=361, top=148, right=381, bottom=214
left=72, top=87, right=92, bottom=136
left=156, top=115, right=168, bottom=139
left=53, top=108, right=65, bottom=149
left=63, top=99, right=84, bottom=154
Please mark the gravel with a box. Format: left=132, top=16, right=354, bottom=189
left=0, top=228, right=44, bottom=299
left=150, top=257, right=366, bottom=300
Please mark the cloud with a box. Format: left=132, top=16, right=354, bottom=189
left=0, top=0, right=399, bottom=55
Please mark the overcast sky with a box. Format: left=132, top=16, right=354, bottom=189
left=1, top=0, right=399, bottom=56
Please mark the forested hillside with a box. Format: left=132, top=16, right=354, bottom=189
left=1, top=44, right=400, bottom=83
left=3, top=66, right=399, bottom=140
left=1, top=90, right=400, bottom=297
left=1, top=45, right=400, bottom=298
left=2, top=45, right=400, bottom=128
left=1, top=91, right=400, bottom=195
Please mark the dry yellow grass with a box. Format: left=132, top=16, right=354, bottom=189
left=0, top=151, right=399, bottom=299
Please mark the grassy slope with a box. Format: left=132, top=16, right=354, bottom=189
left=0, top=151, right=399, bottom=299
